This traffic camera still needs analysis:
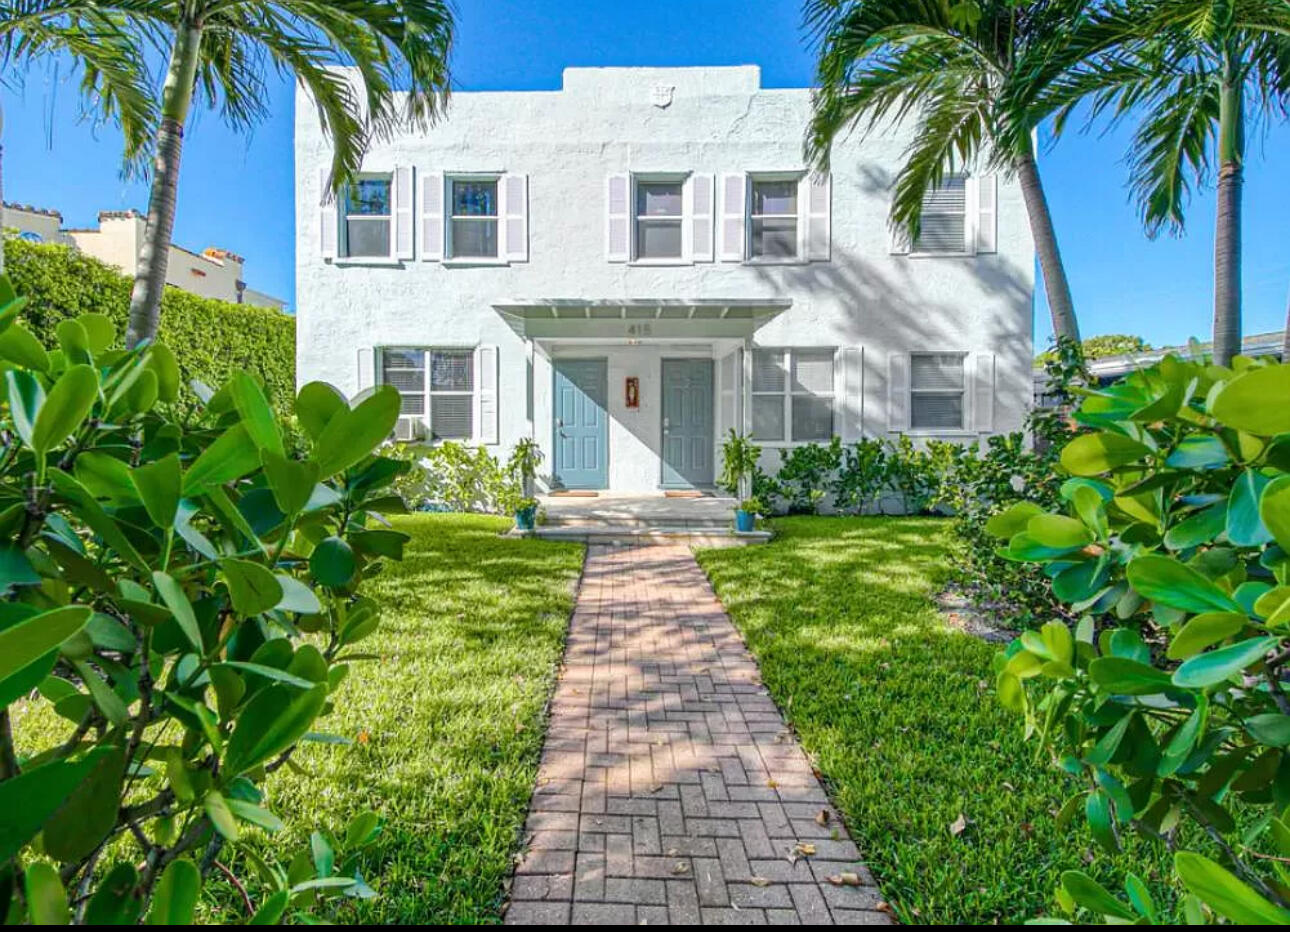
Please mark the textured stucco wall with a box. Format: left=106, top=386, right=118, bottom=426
left=295, top=65, right=1035, bottom=491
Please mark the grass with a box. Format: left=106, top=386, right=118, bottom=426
left=695, top=516, right=1168, bottom=925
left=12, top=514, right=584, bottom=925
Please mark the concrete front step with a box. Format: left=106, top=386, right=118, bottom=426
left=510, top=527, right=771, bottom=547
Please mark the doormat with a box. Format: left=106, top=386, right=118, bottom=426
left=663, top=490, right=708, bottom=498
left=549, top=490, right=599, bottom=497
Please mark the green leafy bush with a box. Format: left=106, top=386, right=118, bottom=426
left=0, top=272, right=407, bottom=924
left=771, top=438, right=843, bottom=514
left=3, top=239, right=294, bottom=413
left=507, top=438, right=544, bottom=498
left=831, top=438, right=890, bottom=514
left=383, top=441, right=516, bottom=514
left=989, top=352, right=1290, bottom=923
left=718, top=430, right=762, bottom=499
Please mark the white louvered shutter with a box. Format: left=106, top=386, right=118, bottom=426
left=718, top=172, right=746, bottom=261
left=971, top=352, right=995, bottom=432
left=319, top=168, right=338, bottom=260
left=501, top=173, right=529, bottom=262
left=475, top=344, right=499, bottom=445
left=974, top=174, right=997, bottom=254
left=420, top=172, right=444, bottom=261
left=356, top=347, right=375, bottom=398
left=803, top=173, right=831, bottom=261
left=393, top=165, right=414, bottom=260
left=838, top=347, right=864, bottom=440
left=606, top=174, right=630, bottom=262
left=690, top=173, right=714, bottom=262
left=887, top=352, right=911, bottom=432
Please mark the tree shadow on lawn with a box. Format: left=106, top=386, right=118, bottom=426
left=697, top=516, right=1172, bottom=925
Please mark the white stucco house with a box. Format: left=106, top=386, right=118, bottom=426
left=294, top=66, right=1034, bottom=493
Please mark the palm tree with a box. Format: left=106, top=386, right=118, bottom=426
left=804, top=0, right=1111, bottom=344
left=1037, top=0, right=1290, bottom=365
left=0, top=1, right=155, bottom=273
left=115, top=0, right=455, bottom=347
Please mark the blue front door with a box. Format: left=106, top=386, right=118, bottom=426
left=661, top=359, right=714, bottom=488
left=553, top=359, right=609, bottom=489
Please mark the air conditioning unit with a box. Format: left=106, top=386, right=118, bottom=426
left=393, top=418, right=424, bottom=442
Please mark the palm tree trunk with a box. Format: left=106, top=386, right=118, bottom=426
left=125, top=22, right=204, bottom=348
left=1014, top=149, right=1080, bottom=345
left=1212, top=75, right=1244, bottom=367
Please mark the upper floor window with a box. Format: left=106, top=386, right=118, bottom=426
left=381, top=347, right=476, bottom=441
left=344, top=175, right=392, bottom=258
left=448, top=178, right=499, bottom=259
left=749, top=177, right=798, bottom=260
left=910, top=353, right=965, bottom=430
left=751, top=348, right=835, bottom=443
left=913, top=175, right=967, bottom=254
left=635, top=180, right=684, bottom=260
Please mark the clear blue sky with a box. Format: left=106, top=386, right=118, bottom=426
left=3, top=0, right=1287, bottom=349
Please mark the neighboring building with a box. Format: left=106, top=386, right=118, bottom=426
left=68, top=211, right=287, bottom=311
left=1, top=202, right=76, bottom=247
left=294, top=66, right=1036, bottom=493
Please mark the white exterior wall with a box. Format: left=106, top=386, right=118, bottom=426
left=295, top=66, right=1035, bottom=492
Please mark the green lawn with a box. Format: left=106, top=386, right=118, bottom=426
left=695, top=516, right=1167, bottom=925
left=12, top=514, right=583, bottom=925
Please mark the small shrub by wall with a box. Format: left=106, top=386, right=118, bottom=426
left=3, top=238, right=295, bottom=407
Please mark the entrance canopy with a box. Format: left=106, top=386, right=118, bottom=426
left=492, top=298, right=791, bottom=341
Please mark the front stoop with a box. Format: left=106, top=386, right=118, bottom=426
left=514, top=494, right=771, bottom=546
left=509, top=527, right=772, bottom=547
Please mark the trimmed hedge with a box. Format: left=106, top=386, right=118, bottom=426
left=3, top=237, right=294, bottom=407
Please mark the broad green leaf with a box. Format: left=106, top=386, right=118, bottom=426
left=130, top=453, right=182, bottom=529
left=1255, top=587, right=1290, bottom=626
left=146, top=342, right=181, bottom=402
left=350, top=529, right=410, bottom=560
left=1089, top=657, right=1173, bottom=695
left=216, top=661, right=316, bottom=690
left=1245, top=713, right=1290, bottom=747
left=147, top=860, right=200, bottom=925
left=152, top=571, right=203, bottom=652
left=4, top=368, right=44, bottom=447
left=0, top=749, right=115, bottom=861
left=1167, top=612, right=1247, bottom=660
left=310, top=536, right=357, bottom=587
left=1172, top=636, right=1277, bottom=688
left=0, top=545, right=40, bottom=592
left=984, top=501, right=1044, bottom=539
left=311, top=830, right=335, bottom=877
left=1165, top=434, right=1229, bottom=470
left=24, top=862, right=70, bottom=925
left=0, top=321, right=50, bottom=371
left=224, top=684, right=328, bottom=777
left=1210, top=366, right=1290, bottom=436
left=1060, top=433, right=1152, bottom=476
left=49, top=469, right=148, bottom=571
left=1228, top=471, right=1274, bottom=546
left=248, top=890, right=289, bottom=924
left=74, top=451, right=138, bottom=504
left=71, top=659, right=128, bottom=726
left=225, top=798, right=285, bottom=833
left=1164, top=502, right=1227, bottom=551
left=295, top=381, right=347, bottom=441
left=55, top=318, right=92, bottom=364
left=30, top=365, right=98, bottom=456
left=345, top=811, right=382, bottom=848
left=77, top=313, right=115, bottom=354
left=182, top=424, right=262, bottom=494
left=1027, top=514, right=1093, bottom=550
left=1126, top=554, right=1242, bottom=614
left=1175, top=851, right=1290, bottom=923
left=229, top=371, right=284, bottom=456
left=84, top=863, right=142, bottom=925
left=1262, top=476, right=1290, bottom=553
left=41, top=744, right=125, bottom=862
left=261, top=450, right=321, bottom=516
left=0, top=605, right=91, bottom=682
left=1085, top=790, right=1119, bottom=853
left=220, top=559, right=284, bottom=615
left=204, top=791, right=240, bottom=841
left=312, top=386, right=401, bottom=478
left=275, top=574, right=323, bottom=614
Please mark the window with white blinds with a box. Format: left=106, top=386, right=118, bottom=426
left=751, top=349, right=835, bottom=442
left=910, top=353, right=965, bottom=430
left=381, top=348, right=475, bottom=441
left=913, top=175, right=967, bottom=254
left=749, top=177, right=798, bottom=259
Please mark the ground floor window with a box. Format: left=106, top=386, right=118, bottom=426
left=381, top=347, right=475, bottom=441
left=910, top=352, right=965, bottom=430
left=751, top=348, right=835, bottom=442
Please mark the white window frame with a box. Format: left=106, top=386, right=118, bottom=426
left=446, top=174, right=501, bottom=262
left=631, top=173, right=688, bottom=265
left=746, top=173, right=802, bottom=264
left=909, top=352, right=968, bottom=432
left=750, top=348, right=836, bottom=445
left=380, top=347, right=478, bottom=442
left=341, top=172, right=394, bottom=260
left=907, top=173, right=971, bottom=258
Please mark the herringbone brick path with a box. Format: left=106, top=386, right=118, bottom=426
left=504, top=544, right=891, bottom=925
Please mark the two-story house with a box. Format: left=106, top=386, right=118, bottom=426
left=294, top=66, right=1034, bottom=494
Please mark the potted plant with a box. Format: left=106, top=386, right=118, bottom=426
left=735, top=496, right=763, bottom=533
left=508, top=437, right=544, bottom=498
left=514, top=495, right=540, bottom=531
left=719, top=429, right=762, bottom=500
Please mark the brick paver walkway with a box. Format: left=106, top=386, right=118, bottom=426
left=505, top=544, right=891, bottom=925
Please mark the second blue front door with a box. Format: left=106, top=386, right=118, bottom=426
left=661, top=359, right=714, bottom=488
left=553, top=359, right=609, bottom=489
